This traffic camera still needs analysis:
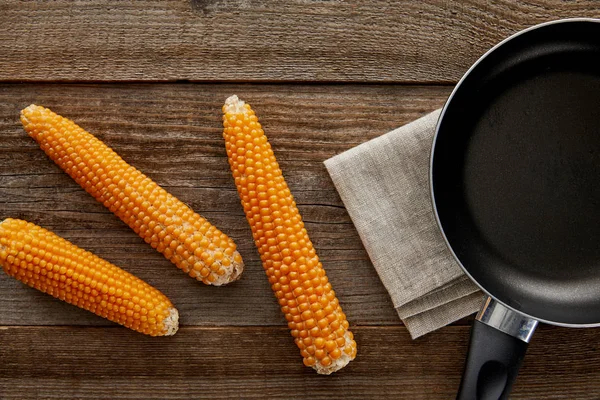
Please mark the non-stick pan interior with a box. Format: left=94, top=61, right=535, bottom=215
left=432, top=20, right=600, bottom=325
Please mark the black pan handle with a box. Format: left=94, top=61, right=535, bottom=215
left=457, top=297, right=538, bottom=400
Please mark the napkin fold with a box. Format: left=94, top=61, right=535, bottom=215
left=324, top=109, right=484, bottom=339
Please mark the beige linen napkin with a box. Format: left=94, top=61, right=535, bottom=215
left=324, top=109, right=484, bottom=339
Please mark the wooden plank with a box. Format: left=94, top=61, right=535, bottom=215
left=0, top=1, right=597, bottom=82
left=0, top=325, right=599, bottom=399
left=0, top=83, right=451, bottom=326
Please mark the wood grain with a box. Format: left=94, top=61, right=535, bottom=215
left=0, top=325, right=599, bottom=399
left=0, top=1, right=597, bottom=82
left=0, top=83, right=450, bottom=326
left=1, top=3, right=599, bottom=399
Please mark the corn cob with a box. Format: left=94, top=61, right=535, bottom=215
left=0, top=218, right=178, bottom=336
left=20, top=105, right=243, bottom=286
left=222, top=95, right=357, bottom=374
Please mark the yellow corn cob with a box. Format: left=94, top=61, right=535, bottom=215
left=222, top=95, right=357, bottom=374
left=20, top=105, right=243, bottom=286
left=0, top=218, right=178, bottom=336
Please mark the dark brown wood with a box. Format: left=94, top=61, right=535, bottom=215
left=0, top=1, right=597, bottom=82
left=0, top=83, right=450, bottom=326
left=2, top=3, right=600, bottom=398
left=0, top=325, right=598, bottom=399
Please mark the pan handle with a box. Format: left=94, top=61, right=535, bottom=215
left=457, top=297, right=538, bottom=400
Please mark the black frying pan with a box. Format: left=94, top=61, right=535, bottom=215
left=431, top=18, right=600, bottom=399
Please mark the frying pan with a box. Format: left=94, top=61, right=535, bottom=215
left=430, top=18, right=600, bottom=399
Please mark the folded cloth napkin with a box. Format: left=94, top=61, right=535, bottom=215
left=324, top=109, right=484, bottom=339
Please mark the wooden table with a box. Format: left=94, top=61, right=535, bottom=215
left=1, top=2, right=599, bottom=399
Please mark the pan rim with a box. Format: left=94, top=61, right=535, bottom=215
left=429, top=17, right=600, bottom=328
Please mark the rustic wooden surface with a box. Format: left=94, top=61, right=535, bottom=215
left=1, top=326, right=599, bottom=400
left=1, top=0, right=599, bottom=82
left=0, top=2, right=599, bottom=399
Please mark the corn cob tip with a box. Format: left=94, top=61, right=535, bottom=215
left=209, top=255, right=244, bottom=286
left=223, top=95, right=247, bottom=115
left=21, top=104, right=39, bottom=114
left=163, top=307, right=179, bottom=336
left=20, top=104, right=51, bottom=134
left=20, top=104, right=38, bottom=125
left=20, top=103, right=44, bottom=117
left=313, top=331, right=356, bottom=375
